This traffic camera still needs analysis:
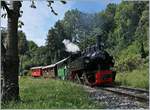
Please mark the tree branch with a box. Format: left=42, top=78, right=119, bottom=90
left=1, top=1, right=10, bottom=14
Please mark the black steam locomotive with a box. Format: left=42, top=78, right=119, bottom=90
left=67, top=35, right=116, bottom=86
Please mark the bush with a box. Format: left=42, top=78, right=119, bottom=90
left=115, top=41, right=148, bottom=72
left=116, top=62, right=149, bottom=89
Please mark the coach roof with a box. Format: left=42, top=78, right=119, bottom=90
left=42, top=64, right=56, bottom=69
left=30, top=66, right=43, bottom=70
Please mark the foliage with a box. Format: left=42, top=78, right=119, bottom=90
left=115, top=41, right=140, bottom=71
left=114, top=40, right=149, bottom=89
left=2, top=77, right=103, bottom=109
left=28, top=40, right=38, bottom=51
left=45, top=1, right=148, bottom=58
left=20, top=45, right=49, bottom=75
left=18, top=31, right=28, bottom=55
left=116, top=62, right=149, bottom=89
left=134, top=9, right=149, bottom=45
left=46, top=21, right=69, bottom=63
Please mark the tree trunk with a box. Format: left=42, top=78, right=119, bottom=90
left=2, top=1, right=21, bottom=102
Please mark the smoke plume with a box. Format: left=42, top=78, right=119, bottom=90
left=62, top=39, right=80, bottom=53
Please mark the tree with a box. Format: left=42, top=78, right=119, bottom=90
left=28, top=40, right=38, bottom=51
left=1, top=1, right=22, bottom=102
left=18, top=31, right=28, bottom=55
left=1, top=0, right=66, bottom=102
left=54, top=20, right=69, bottom=60
left=63, top=9, right=95, bottom=43
left=134, top=7, right=149, bottom=45
left=46, top=28, right=59, bottom=63
left=140, top=43, right=146, bottom=58
left=1, top=27, right=7, bottom=45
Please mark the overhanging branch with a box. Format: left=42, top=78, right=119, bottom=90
left=1, top=1, right=10, bottom=14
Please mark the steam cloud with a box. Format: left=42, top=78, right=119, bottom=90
left=62, top=39, right=80, bottom=53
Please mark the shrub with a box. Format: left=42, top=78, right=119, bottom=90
left=116, top=62, right=149, bottom=89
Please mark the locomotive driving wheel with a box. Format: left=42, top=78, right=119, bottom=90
left=81, top=73, right=90, bottom=85
left=74, top=73, right=82, bottom=84
left=81, top=72, right=95, bottom=86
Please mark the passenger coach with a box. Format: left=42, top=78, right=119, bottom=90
left=31, top=66, right=43, bottom=77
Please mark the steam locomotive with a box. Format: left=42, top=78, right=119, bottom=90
left=67, top=35, right=116, bottom=86
left=31, top=35, right=116, bottom=86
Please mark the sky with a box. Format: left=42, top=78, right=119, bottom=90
left=1, top=0, right=121, bottom=46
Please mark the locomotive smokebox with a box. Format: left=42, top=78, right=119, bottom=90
left=70, top=51, right=81, bottom=61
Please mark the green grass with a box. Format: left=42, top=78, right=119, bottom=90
left=2, top=77, right=103, bottom=109
left=116, top=63, right=149, bottom=89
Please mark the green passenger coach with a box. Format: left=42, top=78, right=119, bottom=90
left=55, top=57, right=69, bottom=80
left=58, top=66, right=67, bottom=80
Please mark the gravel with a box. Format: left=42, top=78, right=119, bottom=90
left=83, top=86, right=149, bottom=109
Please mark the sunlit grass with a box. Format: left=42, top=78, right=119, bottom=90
left=2, top=77, right=103, bottom=109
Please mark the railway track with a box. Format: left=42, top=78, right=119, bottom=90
left=83, top=85, right=149, bottom=109
left=97, top=86, right=149, bottom=102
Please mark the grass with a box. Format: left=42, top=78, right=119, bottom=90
left=2, top=77, right=103, bottom=109
left=116, top=63, right=149, bottom=89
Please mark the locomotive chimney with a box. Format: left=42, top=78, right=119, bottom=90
left=96, top=35, right=104, bottom=51
left=96, top=35, right=101, bottom=50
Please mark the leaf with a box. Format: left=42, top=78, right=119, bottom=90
left=20, top=10, right=23, bottom=14
left=30, top=0, right=36, bottom=8
left=61, top=0, right=66, bottom=4
left=18, top=20, right=24, bottom=28
left=50, top=6, right=58, bottom=15
left=1, top=13, right=7, bottom=18
left=50, top=0, right=54, bottom=3
left=21, top=21, right=24, bottom=26
left=18, top=24, right=22, bottom=28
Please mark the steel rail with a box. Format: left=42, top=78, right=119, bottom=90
left=114, top=86, right=149, bottom=93
left=97, top=86, right=149, bottom=102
